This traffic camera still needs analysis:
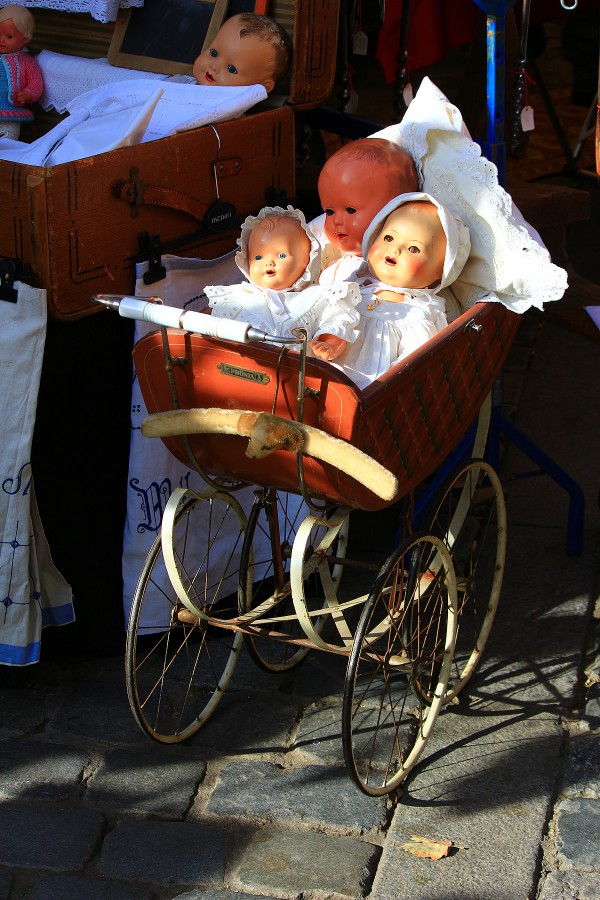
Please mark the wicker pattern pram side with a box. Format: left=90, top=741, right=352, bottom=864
left=342, top=303, right=521, bottom=502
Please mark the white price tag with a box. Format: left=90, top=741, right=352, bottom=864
left=520, top=104, right=535, bottom=132
left=353, top=30, right=368, bottom=55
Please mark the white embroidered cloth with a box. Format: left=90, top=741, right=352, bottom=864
left=123, top=253, right=306, bottom=628
left=376, top=77, right=568, bottom=313
left=0, top=282, right=74, bottom=666
left=0, top=77, right=267, bottom=165
left=0, top=0, right=143, bottom=24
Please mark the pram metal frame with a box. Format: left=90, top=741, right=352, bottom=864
left=111, top=294, right=519, bottom=796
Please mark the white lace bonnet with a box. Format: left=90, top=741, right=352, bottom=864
left=362, top=191, right=471, bottom=291
left=236, top=205, right=321, bottom=291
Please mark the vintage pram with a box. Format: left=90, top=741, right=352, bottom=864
left=95, top=290, right=520, bottom=797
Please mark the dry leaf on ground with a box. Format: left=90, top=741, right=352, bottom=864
left=400, top=834, right=453, bottom=860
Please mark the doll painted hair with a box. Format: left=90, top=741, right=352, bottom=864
left=320, top=138, right=418, bottom=194
left=0, top=4, right=35, bottom=39
left=235, top=13, right=292, bottom=84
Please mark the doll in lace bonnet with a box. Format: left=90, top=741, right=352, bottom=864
left=332, top=192, right=471, bottom=390
left=204, top=206, right=361, bottom=360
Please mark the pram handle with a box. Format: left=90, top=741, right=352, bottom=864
left=91, top=294, right=301, bottom=346
left=142, top=408, right=398, bottom=502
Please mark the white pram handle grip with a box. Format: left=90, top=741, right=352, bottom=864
left=91, top=294, right=283, bottom=345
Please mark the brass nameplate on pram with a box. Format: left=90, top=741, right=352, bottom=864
left=217, top=363, right=270, bottom=385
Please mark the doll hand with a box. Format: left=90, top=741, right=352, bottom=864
left=15, top=90, right=32, bottom=104
left=310, top=333, right=348, bottom=361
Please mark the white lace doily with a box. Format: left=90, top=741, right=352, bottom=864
left=374, top=77, right=568, bottom=314
left=0, top=1, right=143, bottom=24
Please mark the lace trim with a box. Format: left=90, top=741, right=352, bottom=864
left=0, top=1, right=143, bottom=24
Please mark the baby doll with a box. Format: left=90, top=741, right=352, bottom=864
left=204, top=205, right=361, bottom=361
left=193, top=13, right=292, bottom=94
left=0, top=4, right=43, bottom=140
left=314, top=137, right=419, bottom=284
left=333, top=192, right=471, bottom=390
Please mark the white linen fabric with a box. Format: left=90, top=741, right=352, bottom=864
left=0, top=282, right=74, bottom=666
left=0, top=77, right=267, bottom=165
left=122, top=252, right=304, bottom=628
left=377, top=77, right=568, bottom=313
left=0, top=0, right=143, bottom=24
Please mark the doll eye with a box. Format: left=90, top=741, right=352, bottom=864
left=383, top=234, right=393, bottom=243
left=408, top=245, right=420, bottom=254
left=254, top=254, right=263, bottom=261
left=210, top=48, right=218, bottom=58
left=345, top=207, right=357, bottom=215
left=228, top=64, right=238, bottom=74
left=324, top=208, right=334, bottom=217
left=278, top=253, right=287, bottom=259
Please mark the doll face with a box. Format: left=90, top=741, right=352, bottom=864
left=367, top=202, right=447, bottom=290
left=193, top=16, right=276, bottom=92
left=248, top=217, right=310, bottom=290
left=318, top=145, right=417, bottom=255
left=0, top=18, right=30, bottom=54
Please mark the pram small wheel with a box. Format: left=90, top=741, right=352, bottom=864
left=239, top=489, right=349, bottom=672
left=425, top=459, right=506, bottom=702
left=125, top=488, right=246, bottom=743
left=342, top=534, right=457, bottom=796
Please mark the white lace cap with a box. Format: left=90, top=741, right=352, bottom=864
left=235, top=205, right=321, bottom=291
left=362, top=191, right=471, bottom=291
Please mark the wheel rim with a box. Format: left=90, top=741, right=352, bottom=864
left=342, top=534, right=457, bottom=796
left=125, top=490, right=245, bottom=743
left=426, top=460, right=506, bottom=702
left=240, top=489, right=349, bottom=672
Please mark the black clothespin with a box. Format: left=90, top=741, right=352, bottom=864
left=0, top=258, right=20, bottom=303
left=138, top=232, right=166, bottom=285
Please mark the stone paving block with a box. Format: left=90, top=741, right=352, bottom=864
left=371, top=710, right=562, bottom=899
left=556, top=798, right=600, bottom=870
left=23, top=874, right=149, bottom=899
left=538, top=870, right=600, bottom=900
left=173, top=892, right=275, bottom=900
left=97, top=819, right=230, bottom=887
left=0, top=681, right=55, bottom=737
left=0, top=803, right=104, bottom=871
left=86, top=747, right=206, bottom=817
left=231, top=828, right=381, bottom=898
left=290, top=702, right=345, bottom=765
left=187, top=690, right=300, bottom=756
left=562, top=732, right=600, bottom=797
left=0, top=871, right=11, bottom=900
left=48, top=681, right=145, bottom=744
left=0, top=740, right=89, bottom=800
left=286, top=648, right=347, bottom=701
left=205, top=760, right=387, bottom=833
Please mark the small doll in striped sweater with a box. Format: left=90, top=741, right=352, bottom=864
left=0, top=5, right=43, bottom=140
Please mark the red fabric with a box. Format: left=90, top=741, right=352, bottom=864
left=376, top=0, right=480, bottom=85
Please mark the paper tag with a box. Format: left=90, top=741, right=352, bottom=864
left=520, top=104, right=535, bottom=132
left=353, top=30, right=368, bottom=55
left=403, top=83, right=414, bottom=106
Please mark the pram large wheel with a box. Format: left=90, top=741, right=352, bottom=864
left=342, top=534, right=457, bottom=797
left=239, top=489, right=349, bottom=672
left=125, top=488, right=246, bottom=743
left=425, top=459, right=506, bottom=703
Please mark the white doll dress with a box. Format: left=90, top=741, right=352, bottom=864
left=205, top=205, right=361, bottom=347
left=332, top=286, right=448, bottom=390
